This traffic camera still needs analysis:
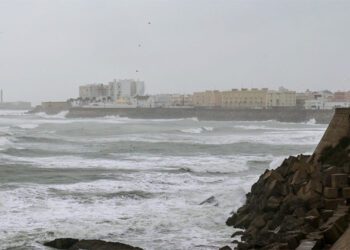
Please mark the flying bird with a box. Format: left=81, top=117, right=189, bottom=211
left=148, top=22, right=151, bottom=25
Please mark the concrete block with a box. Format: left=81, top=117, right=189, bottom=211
left=323, top=199, right=345, bottom=210
left=331, top=174, right=348, bottom=188
left=343, top=164, right=350, bottom=173
left=296, top=240, right=316, bottom=250
left=321, top=210, right=334, bottom=221
left=341, top=187, right=350, bottom=199
left=322, top=224, right=342, bottom=244
left=305, top=216, right=320, bottom=228
left=324, top=187, right=338, bottom=199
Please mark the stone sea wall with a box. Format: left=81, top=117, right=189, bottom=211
left=66, top=107, right=334, bottom=124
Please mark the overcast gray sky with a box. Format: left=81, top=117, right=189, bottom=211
left=0, top=0, right=349, bottom=103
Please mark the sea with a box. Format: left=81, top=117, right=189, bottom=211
left=0, top=110, right=327, bottom=250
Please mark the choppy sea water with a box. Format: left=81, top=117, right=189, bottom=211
left=0, top=110, right=327, bottom=250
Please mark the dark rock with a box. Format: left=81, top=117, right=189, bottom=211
left=70, top=240, right=143, bottom=250
left=44, top=238, right=79, bottom=249
left=231, top=230, right=244, bottom=238
left=304, top=216, right=320, bottom=228
left=44, top=239, right=143, bottom=250
left=266, top=196, right=282, bottom=211
left=321, top=209, right=334, bottom=221
left=199, top=195, right=217, bottom=205
left=219, top=246, right=232, bottom=250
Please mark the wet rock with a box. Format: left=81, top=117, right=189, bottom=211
left=219, top=246, right=232, bottom=250
left=44, top=239, right=143, bottom=250
left=199, top=195, right=218, bottom=205
left=231, top=230, right=244, bottom=238
left=44, top=238, right=79, bottom=249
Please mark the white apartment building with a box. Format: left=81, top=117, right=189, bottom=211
left=79, top=79, right=145, bottom=102
left=108, top=79, right=145, bottom=100
left=150, top=94, right=173, bottom=107
left=305, top=99, right=350, bottom=110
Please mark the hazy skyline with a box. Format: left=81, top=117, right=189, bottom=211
left=0, top=0, right=349, bottom=103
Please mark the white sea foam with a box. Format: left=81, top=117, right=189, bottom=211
left=177, top=127, right=214, bottom=134
left=36, top=111, right=69, bottom=119
left=0, top=173, right=255, bottom=249
left=0, top=153, right=275, bottom=174
left=15, top=124, right=39, bottom=129
left=0, top=116, right=325, bottom=249
left=77, top=128, right=324, bottom=146
left=180, top=128, right=204, bottom=134
left=0, top=137, right=11, bottom=146
left=306, top=118, right=317, bottom=125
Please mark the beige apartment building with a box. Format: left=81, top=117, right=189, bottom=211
left=192, top=90, right=222, bottom=107
left=193, top=88, right=296, bottom=109
left=221, top=88, right=268, bottom=109
left=267, top=89, right=296, bottom=107
left=170, top=94, right=193, bottom=106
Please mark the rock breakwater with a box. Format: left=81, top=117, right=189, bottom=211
left=226, top=108, right=350, bottom=249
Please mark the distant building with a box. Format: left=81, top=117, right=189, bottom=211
left=79, top=84, right=109, bottom=100
left=0, top=102, right=32, bottom=110
left=0, top=89, right=32, bottom=110
left=333, top=91, right=350, bottom=102
left=304, top=99, right=326, bottom=110
left=41, top=101, right=71, bottom=110
left=221, top=88, right=268, bottom=109
left=305, top=99, right=350, bottom=110
left=183, top=95, right=193, bottom=106
left=169, top=94, right=192, bottom=107
left=108, top=79, right=145, bottom=100
left=79, top=79, right=145, bottom=103
left=301, top=90, right=350, bottom=110
left=193, top=90, right=222, bottom=107
left=296, top=93, right=309, bottom=109
left=267, top=88, right=296, bottom=107
left=134, top=95, right=152, bottom=107
left=150, top=94, right=173, bottom=107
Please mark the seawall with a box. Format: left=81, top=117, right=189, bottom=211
left=66, top=107, right=334, bottom=124
left=312, top=108, right=350, bottom=162
left=224, top=108, right=350, bottom=250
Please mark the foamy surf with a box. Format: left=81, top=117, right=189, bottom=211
left=0, top=113, right=326, bottom=249
left=180, top=126, right=214, bottom=134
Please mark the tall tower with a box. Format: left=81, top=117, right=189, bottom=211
left=0, top=89, right=3, bottom=103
